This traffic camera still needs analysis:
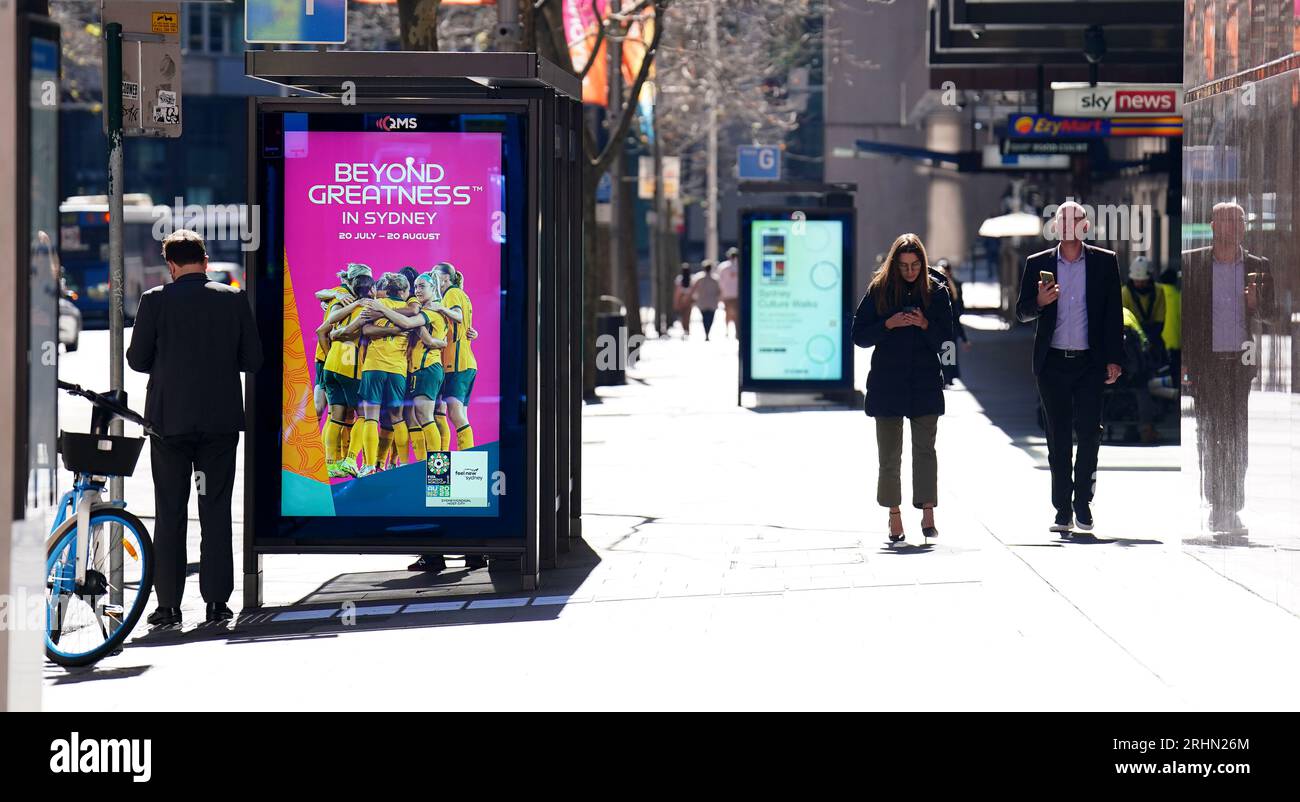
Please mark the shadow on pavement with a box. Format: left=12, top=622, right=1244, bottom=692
left=1008, top=534, right=1164, bottom=547
left=44, top=664, right=152, bottom=684
left=959, top=315, right=1179, bottom=448
left=117, top=539, right=602, bottom=651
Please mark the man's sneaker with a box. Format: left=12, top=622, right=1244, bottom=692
left=1050, top=510, right=1073, bottom=533
left=408, top=554, right=447, bottom=572
left=1073, top=503, right=1094, bottom=531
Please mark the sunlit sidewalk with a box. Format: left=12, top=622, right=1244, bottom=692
left=45, top=322, right=1300, bottom=710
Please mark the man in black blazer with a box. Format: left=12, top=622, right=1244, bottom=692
left=127, top=229, right=263, bottom=626
left=1181, top=202, right=1271, bottom=535
left=1016, top=202, right=1124, bottom=533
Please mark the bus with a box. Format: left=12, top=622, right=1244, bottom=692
left=57, top=195, right=246, bottom=327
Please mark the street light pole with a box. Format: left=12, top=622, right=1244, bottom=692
left=105, top=19, right=125, bottom=619
left=652, top=82, right=666, bottom=336
left=705, top=0, right=718, bottom=264
left=607, top=0, right=623, bottom=299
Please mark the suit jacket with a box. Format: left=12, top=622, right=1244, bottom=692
left=1015, top=243, right=1124, bottom=375
left=1180, top=246, right=1272, bottom=381
left=126, top=272, right=263, bottom=437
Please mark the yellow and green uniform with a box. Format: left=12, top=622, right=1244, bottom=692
left=359, top=297, right=412, bottom=409
left=315, top=285, right=348, bottom=386
left=321, top=302, right=363, bottom=409
left=408, top=308, right=448, bottom=400
left=439, top=286, right=477, bottom=405
left=1158, top=281, right=1181, bottom=352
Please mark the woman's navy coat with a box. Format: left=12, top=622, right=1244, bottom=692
left=851, top=278, right=954, bottom=418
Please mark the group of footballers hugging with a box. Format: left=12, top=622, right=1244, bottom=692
left=313, top=261, right=478, bottom=479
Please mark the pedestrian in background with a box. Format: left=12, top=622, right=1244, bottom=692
left=1121, top=256, right=1166, bottom=347
left=691, top=260, right=722, bottom=341
left=1157, top=265, right=1182, bottom=386
left=852, top=233, right=953, bottom=544
left=127, top=229, right=263, bottom=627
left=673, top=263, right=693, bottom=337
left=718, top=246, right=740, bottom=338
left=1016, top=201, right=1124, bottom=535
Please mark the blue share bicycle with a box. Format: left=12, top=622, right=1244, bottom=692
left=46, top=380, right=157, bottom=667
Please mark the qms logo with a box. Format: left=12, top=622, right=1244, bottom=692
left=376, top=115, right=418, bottom=132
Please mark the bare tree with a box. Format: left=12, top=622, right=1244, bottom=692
left=534, top=0, right=666, bottom=398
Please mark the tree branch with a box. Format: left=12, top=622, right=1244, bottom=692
left=591, top=0, right=664, bottom=176
left=577, top=0, right=608, bottom=82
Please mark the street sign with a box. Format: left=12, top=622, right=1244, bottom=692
left=1001, top=138, right=1089, bottom=155
left=246, top=0, right=347, bottom=45
left=981, top=145, right=1070, bottom=171
left=638, top=156, right=654, bottom=200
left=1052, top=83, right=1181, bottom=117
left=102, top=2, right=183, bottom=138
left=738, top=145, right=781, bottom=180
left=1006, top=114, right=1183, bottom=139
left=637, top=155, right=681, bottom=200
left=662, top=156, right=680, bottom=200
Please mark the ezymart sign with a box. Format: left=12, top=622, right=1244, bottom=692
left=1052, top=83, right=1182, bottom=117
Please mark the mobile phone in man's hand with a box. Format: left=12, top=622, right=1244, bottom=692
left=1039, top=270, right=1056, bottom=285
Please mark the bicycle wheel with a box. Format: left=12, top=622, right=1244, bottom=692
left=46, top=509, right=154, bottom=667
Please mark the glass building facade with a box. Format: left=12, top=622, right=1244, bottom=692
left=1182, top=1, right=1300, bottom=614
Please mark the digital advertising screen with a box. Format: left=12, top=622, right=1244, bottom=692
left=740, top=209, right=854, bottom=391
left=254, top=107, right=529, bottom=543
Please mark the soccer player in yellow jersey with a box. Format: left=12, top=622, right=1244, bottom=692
left=372, top=272, right=451, bottom=464
left=317, top=272, right=374, bottom=477
left=314, top=264, right=371, bottom=459
left=433, top=262, right=477, bottom=451
left=350, top=273, right=419, bottom=476
left=376, top=267, right=424, bottom=468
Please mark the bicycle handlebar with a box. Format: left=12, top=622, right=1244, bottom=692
left=58, top=381, right=157, bottom=437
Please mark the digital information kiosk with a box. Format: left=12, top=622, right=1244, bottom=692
left=738, top=207, right=855, bottom=402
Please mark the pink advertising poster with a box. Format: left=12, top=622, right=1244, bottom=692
left=280, top=129, right=504, bottom=517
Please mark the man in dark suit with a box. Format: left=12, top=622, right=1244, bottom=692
left=1016, top=202, right=1124, bottom=533
left=1181, top=202, right=1271, bottom=535
left=127, top=229, right=262, bottom=626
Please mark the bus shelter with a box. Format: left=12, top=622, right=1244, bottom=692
left=242, top=51, right=582, bottom=602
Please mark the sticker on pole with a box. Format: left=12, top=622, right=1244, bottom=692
left=246, top=0, right=348, bottom=45
left=150, top=11, right=178, bottom=34
left=153, top=90, right=179, bottom=125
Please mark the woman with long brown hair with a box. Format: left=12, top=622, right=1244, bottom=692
left=851, top=233, right=954, bottom=545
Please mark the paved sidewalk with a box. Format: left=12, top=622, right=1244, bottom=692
left=44, top=323, right=1300, bottom=710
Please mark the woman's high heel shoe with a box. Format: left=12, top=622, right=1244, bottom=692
left=921, top=506, right=939, bottom=543
left=887, top=510, right=905, bottom=543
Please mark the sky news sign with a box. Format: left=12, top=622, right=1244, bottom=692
left=1052, top=83, right=1182, bottom=117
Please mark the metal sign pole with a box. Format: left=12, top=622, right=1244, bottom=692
left=105, top=19, right=126, bottom=620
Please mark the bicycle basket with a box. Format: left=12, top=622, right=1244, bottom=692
left=58, top=432, right=145, bottom=476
